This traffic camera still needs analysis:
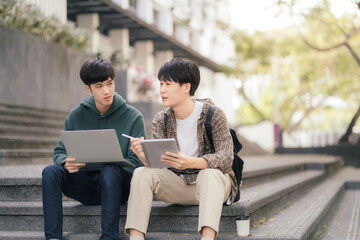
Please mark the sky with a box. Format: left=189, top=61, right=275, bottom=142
left=229, top=0, right=291, bottom=32
left=229, top=0, right=358, bottom=32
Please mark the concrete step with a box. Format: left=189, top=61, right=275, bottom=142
left=0, top=155, right=339, bottom=201
left=0, top=149, right=53, bottom=166
left=309, top=189, right=360, bottom=240
left=0, top=114, right=64, bottom=129
left=0, top=170, right=326, bottom=234
left=0, top=103, right=68, bottom=120
left=0, top=164, right=45, bottom=201
left=0, top=124, right=61, bottom=138
left=236, top=134, right=269, bottom=156
left=0, top=136, right=58, bottom=149
left=239, top=167, right=360, bottom=240
left=243, top=178, right=344, bottom=239
left=237, top=170, right=325, bottom=216
left=0, top=156, right=342, bottom=201
left=0, top=155, right=348, bottom=240
left=242, top=154, right=342, bottom=188
left=308, top=184, right=360, bottom=240
left=1, top=182, right=355, bottom=240
left=0, top=231, right=45, bottom=240
left=0, top=231, right=243, bottom=240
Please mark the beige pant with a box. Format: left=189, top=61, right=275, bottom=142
left=125, top=167, right=232, bottom=235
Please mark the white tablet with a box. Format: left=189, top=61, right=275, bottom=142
left=140, top=138, right=179, bottom=168
left=61, top=129, right=135, bottom=168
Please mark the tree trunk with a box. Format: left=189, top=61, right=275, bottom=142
left=339, top=106, right=360, bottom=144
left=291, top=17, right=360, bottom=145
left=278, top=127, right=284, bottom=148
left=239, top=87, right=268, bottom=121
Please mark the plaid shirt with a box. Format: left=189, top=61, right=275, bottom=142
left=152, top=98, right=238, bottom=202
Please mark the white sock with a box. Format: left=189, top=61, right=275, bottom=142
left=130, top=236, right=145, bottom=240
left=201, top=237, right=214, bottom=240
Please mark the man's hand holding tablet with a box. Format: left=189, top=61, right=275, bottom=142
left=123, top=134, right=148, bottom=167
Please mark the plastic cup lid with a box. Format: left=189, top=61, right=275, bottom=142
left=236, top=215, right=250, bottom=220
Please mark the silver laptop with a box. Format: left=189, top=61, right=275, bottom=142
left=61, top=129, right=135, bottom=168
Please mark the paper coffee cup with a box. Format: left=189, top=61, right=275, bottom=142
left=236, top=215, right=250, bottom=236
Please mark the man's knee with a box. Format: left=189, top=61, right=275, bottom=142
left=132, top=167, right=149, bottom=182
left=133, top=166, right=146, bottom=175
left=42, top=164, right=65, bottom=181
left=101, top=164, right=121, bottom=176
left=196, top=169, right=230, bottom=203
left=197, top=169, right=223, bottom=183
left=100, top=164, right=125, bottom=185
left=131, top=167, right=155, bottom=189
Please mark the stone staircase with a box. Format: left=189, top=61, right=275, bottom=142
left=0, top=103, right=67, bottom=165
left=1, top=155, right=359, bottom=240
left=235, top=135, right=269, bottom=156
left=1, top=103, right=360, bottom=240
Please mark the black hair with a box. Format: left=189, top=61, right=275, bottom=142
left=157, top=58, right=200, bottom=96
left=79, top=57, right=115, bottom=86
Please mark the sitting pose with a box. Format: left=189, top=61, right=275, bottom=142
left=42, top=57, right=146, bottom=240
left=125, top=58, right=237, bottom=240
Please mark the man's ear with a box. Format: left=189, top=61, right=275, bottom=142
left=184, top=83, right=191, bottom=94
left=84, top=84, right=92, bottom=94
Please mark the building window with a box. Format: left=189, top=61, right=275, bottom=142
left=153, top=9, right=158, bottom=25
left=129, top=0, right=136, bottom=9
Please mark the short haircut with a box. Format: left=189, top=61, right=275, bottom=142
left=157, top=58, right=200, bottom=96
left=79, top=57, right=115, bottom=86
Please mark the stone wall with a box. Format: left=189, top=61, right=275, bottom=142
left=0, top=26, right=89, bottom=111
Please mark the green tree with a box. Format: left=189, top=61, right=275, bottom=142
left=231, top=30, right=275, bottom=123
left=232, top=24, right=359, bottom=146
left=276, top=0, right=360, bottom=143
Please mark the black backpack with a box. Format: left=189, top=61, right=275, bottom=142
left=205, top=105, right=243, bottom=202
left=164, top=105, right=244, bottom=202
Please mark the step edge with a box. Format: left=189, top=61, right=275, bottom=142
left=283, top=180, right=344, bottom=240
left=237, top=171, right=325, bottom=215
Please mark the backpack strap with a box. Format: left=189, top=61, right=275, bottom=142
left=205, top=105, right=216, bottom=152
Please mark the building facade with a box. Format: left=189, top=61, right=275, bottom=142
left=22, top=0, right=237, bottom=124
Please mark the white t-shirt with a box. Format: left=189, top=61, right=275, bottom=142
left=176, top=101, right=204, bottom=158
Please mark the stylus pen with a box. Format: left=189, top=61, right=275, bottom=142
left=122, top=133, right=134, bottom=139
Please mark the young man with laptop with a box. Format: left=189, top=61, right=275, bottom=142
left=125, top=58, right=237, bottom=240
left=42, top=57, right=146, bottom=240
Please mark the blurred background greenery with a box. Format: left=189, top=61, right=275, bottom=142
left=228, top=0, right=360, bottom=146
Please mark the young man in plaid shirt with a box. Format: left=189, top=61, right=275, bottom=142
left=125, top=58, right=237, bottom=240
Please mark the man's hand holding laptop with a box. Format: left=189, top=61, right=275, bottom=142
left=64, top=157, right=86, bottom=173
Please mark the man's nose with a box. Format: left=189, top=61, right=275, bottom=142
left=103, top=85, right=110, bottom=94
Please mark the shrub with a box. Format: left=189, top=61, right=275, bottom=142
left=0, top=0, right=89, bottom=50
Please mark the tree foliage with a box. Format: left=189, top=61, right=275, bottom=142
left=276, top=0, right=360, bottom=143
left=232, top=1, right=360, bottom=139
